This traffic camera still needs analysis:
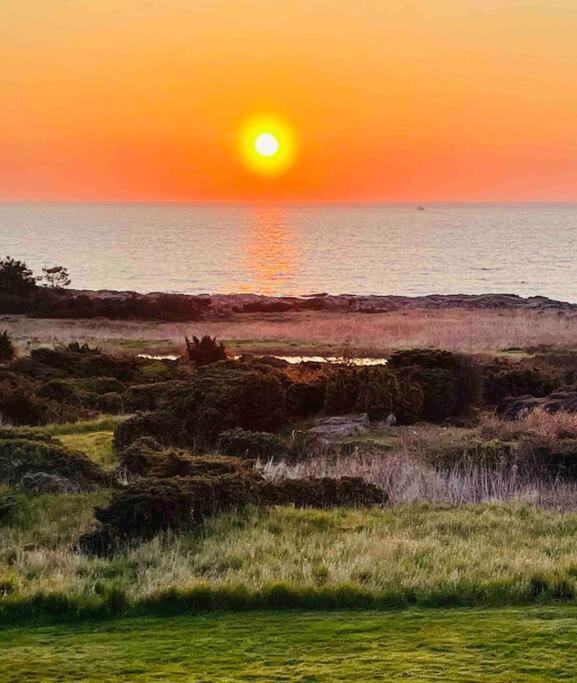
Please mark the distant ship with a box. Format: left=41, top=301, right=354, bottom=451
left=417, top=206, right=425, bottom=211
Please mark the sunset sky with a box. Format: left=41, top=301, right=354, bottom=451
left=2, top=1, right=577, bottom=202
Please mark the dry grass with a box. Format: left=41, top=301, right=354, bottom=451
left=265, top=451, right=577, bottom=508
left=267, top=411, right=577, bottom=508
left=4, top=308, right=577, bottom=356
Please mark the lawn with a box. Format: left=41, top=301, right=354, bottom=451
left=1, top=607, right=577, bottom=681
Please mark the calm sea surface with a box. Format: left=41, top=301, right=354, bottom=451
left=1, top=203, right=577, bottom=301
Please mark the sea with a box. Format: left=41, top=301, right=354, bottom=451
left=1, top=202, right=577, bottom=301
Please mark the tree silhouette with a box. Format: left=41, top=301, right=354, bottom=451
left=0, top=256, right=38, bottom=296
left=41, top=265, right=71, bottom=290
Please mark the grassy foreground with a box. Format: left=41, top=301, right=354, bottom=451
left=2, top=607, right=577, bottom=681
left=5, top=498, right=577, bottom=622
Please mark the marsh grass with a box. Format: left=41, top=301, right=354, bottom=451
left=5, top=496, right=577, bottom=621
left=6, top=308, right=577, bottom=356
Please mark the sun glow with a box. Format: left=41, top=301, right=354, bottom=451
left=239, top=115, right=296, bottom=176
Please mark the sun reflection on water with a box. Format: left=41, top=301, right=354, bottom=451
left=240, top=206, right=299, bottom=295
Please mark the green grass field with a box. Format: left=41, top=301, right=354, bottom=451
left=2, top=607, right=577, bottom=682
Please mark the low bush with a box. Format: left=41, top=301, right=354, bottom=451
left=96, top=392, right=123, bottom=414
left=78, top=472, right=386, bottom=554
left=114, top=411, right=186, bottom=452
left=389, top=349, right=481, bottom=421
left=119, top=437, right=253, bottom=479
left=218, top=428, right=288, bottom=461
left=176, top=362, right=288, bottom=445
left=117, top=437, right=164, bottom=477
left=0, top=331, right=16, bottom=362
left=0, top=485, right=30, bottom=525
left=324, top=366, right=421, bottom=423
left=260, top=476, right=386, bottom=508
left=121, top=381, right=184, bottom=412
left=0, top=438, right=110, bottom=491
left=286, top=380, right=326, bottom=417
left=482, top=361, right=557, bottom=407
left=0, top=371, right=88, bottom=426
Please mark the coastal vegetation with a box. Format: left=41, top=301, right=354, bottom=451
left=4, top=281, right=577, bottom=681
left=2, top=332, right=577, bottom=623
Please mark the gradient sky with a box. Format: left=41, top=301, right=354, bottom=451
left=2, top=1, right=577, bottom=201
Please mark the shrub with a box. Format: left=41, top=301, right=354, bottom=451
left=0, top=438, right=110, bottom=490
left=324, top=367, right=360, bottom=414
left=119, top=436, right=254, bottom=479
left=389, top=349, right=481, bottom=422
left=184, top=335, right=227, bottom=366
left=117, top=436, right=163, bottom=476
left=0, top=331, right=16, bottom=362
left=38, top=378, right=85, bottom=404
left=395, top=376, right=425, bottom=425
left=79, top=472, right=385, bottom=554
left=114, top=411, right=186, bottom=452
left=324, top=366, right=402, bottom=421
left=260, top=476, right=386, bottom=508
left=96, top=392, right=123, bottom=414
left=121, top=381, right=183, bottom=412
left=94, top=473, right=261, bottom=539
left=286, top=381, right=326, bottom=417
left=218, top=428, right=289, bottom=461
left=26, top=346, right=138, bottom=382
left=0, top=428, right=55, bottom=443
left=0, top=485, right=30, bottom=525
left=113, top=361, right=288, bottom=452
left=0, top=371, right=85, bottom=426
left=482, top=361, right=556, bottom=407
left=177, top=362, right=287, bottom=444
left=353, top=367, right=399, bottom=420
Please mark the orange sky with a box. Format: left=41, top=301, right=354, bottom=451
left=2, top=0, right=577, bottom=201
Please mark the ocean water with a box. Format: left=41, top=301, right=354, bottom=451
left=1, top=202, right=577, bottom=301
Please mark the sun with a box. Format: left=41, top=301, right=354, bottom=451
left=238, top=115, right=296, bottom=176
left=255, top=132, right=279, bottom=157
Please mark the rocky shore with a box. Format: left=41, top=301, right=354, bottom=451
left=53, top=289, right=577, bottom=320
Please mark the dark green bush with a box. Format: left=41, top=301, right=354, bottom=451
left=0, top=373, right=86, bottom=426
left=119, top=436, right=253, bottom=479
left=481, top=361, right=556, bottom=407
left=324, top=367, right=360, bottom=414
left=121, top=381, right=184, bottom=412
left=114, top=411, right=186, bottom=452
left=389, top=349, right=481, bottom=422
left=177, top=362, right=287, bottom=445
left=78, top=472, right=386, bottom=554
left=38, top=378, right=85, bottom=404
left=26, top=346, right=138, bottom=382
left=0, top=331, right=16, bottom=362
left=353, top=367, right=399, bottom=420
left=395, top=376, right=425, bottom=425
left=117, top=436, right=163, bottom=476
left=218, top=428, right=289, bottom=461
left=0, top=438, right=110, bottom=490
left=260, top=476, right=385, bottom=508
left=96, top=392, right=123, bottom=414
left=324, top=366, right=402, bottom=420
left=0, top=486, right=30, bottom=525
left=286, top=381, right=325, bottom=417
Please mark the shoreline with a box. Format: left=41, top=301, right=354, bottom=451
left=24, top=288, right=577, bottom=318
